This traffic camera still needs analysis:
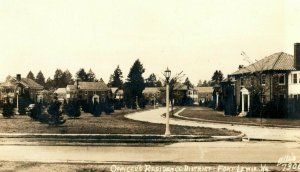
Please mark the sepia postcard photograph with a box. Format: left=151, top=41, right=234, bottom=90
left=0, top=0, right=300, bottom=171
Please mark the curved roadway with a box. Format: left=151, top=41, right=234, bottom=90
left=125, top=107, right=300, bottom=142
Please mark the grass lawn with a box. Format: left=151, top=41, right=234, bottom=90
left=179, top=107, right=300, bottom=127
left=0, top=108, right=240, bottom=136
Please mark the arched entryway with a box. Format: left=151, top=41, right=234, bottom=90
left=239, top=87, right=250, bottom=117
left=92, top=94, right=100, bottom=104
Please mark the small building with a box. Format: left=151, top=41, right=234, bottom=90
left=194, top=87, right=213, bottom=104
left=187, top=88, right=199, bottom=104
left=143, top=87, right=161, bottom=98
left=110, top=87, right=124, bottom=100
left=66, top=85, right=77, bottom=100
left=143, top=87, right=161, bottom=105
left=54, top=88, right=67, bottom=102
left=66, top=80, right=110, bottom=103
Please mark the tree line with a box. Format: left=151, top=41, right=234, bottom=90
left=24, top=60, right=224, bottom=109
left=25, top=63, right=224, bottom=92
left=26, top=68, right=99, bottom=90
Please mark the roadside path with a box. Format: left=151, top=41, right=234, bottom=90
left=0, top=142, right=298, bottom=164
left=125, top=108, right=300, bottom=141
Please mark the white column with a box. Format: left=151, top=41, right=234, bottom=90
left=241, top=93, right=244, bottom=114
left=216, top=92, right=219, bottom=109
left=248, top=94, right=250, bottom=112
left=16, top=93, right=19, bottom=115
left=165, top=83, right=171, bottom=137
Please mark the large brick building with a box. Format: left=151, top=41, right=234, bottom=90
left=225, top=43, right=300, bottom=117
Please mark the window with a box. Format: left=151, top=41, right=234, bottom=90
left=278, top=74, right=285, bottom=85
left=293, top=73, right=298, bottom=84
left=261, top=74, right=266, bottom=85
left=240, top=77, right=244, bottom=86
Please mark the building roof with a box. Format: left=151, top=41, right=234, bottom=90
left=159, top=82, right=191, bottom=91
left=111, top=87, right=118, bottom=93
left=77, top=81, right=109, bottom=91
left=67, top=85, right=77, bottom=90
left=174, top=82, right=189, bottom=90
left=111, top=87, right=123, bottom=94
left=0, top=77, right=43, bottom=90
left=143, top=87, right=161, bottom=94
left=231, top=52, right=295, bottom=76
left=195, top=87, right=213, bottom=93
left=20, top=78, right=44, bottom=89
left=54, top=88, right=67, bottom=94
left=0, top=80, right=15, bottom=88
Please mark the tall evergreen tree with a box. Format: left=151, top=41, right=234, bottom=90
left=63, top=69, right=74, bottom=85
left=211, top=70, right=224, bottom=85
left=183, top=77, right=193, bottom=89
left=109, top=65, right=123, bottom=88
left=53, top=69, right=64, bottom=88
left=87, top=69, right=96, bottom=82
left=76, top=68, right=88, bottom=81
left=124, top=59, right=145, bottom=109
left=145, top=73, right=158, bottom=87
left=202, top=80, right=208, bottom=86
left=107, top=74, right=113, bottom=87
left=36, top=71, right=45, bottom=86
left=45, top=77, right=53, bottom=90
left=26, top=71, right=35, bottom=80
left=156, top=80, right=163, bottom=87
left=197, top=80, right=203, bottom=87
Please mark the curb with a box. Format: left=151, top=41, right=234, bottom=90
left=174, top=108, right=300, bottom=129
left=0, top=133, right=244, bottom=145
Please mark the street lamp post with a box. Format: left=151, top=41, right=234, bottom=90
left=16, top=89, right=20, bottom=115
left=164, top=67, right=171, bottom=137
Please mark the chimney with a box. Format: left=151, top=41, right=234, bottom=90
left=16, top=74, right=21, bottom=81
left=238, top=65, right=244, bottom=70
left=294, top=43, right=300, bottom=70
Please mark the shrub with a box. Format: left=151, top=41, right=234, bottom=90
left=28, top=103, right=43, bottom=120
left=18, top=97, right=30, bottom=115
left=113, top=100, right=123, bottom=110
left=64, top=100, right=81, bottom=118
left=47, top=99, right=66, bottom=125
left=91, top=102, right=102, bottom=117
left=80, top=100, right=90, bottom=113
left=2, top=101, right=14, bottom=118
left=104, top=102, right=114, bottom=115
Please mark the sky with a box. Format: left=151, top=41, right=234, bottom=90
left=1, top=0, right=300, bottom=85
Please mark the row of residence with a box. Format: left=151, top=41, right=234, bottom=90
left=0, top=74, right=213, bottom=108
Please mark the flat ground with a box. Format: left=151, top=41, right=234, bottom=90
left=0, top=108, right=239, bottom=136
left=179, top=107, right=300, bottom=127
left=0, top=141, right=298, bottom=171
